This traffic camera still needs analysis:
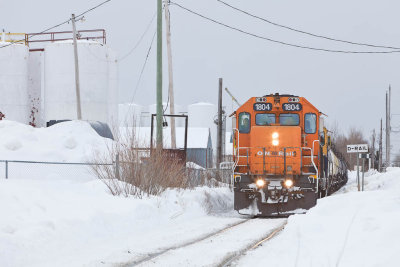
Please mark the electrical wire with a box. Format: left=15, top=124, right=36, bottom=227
left=130, top=30, right=157, bottom=103
left=74, top=0, right=112, bottom=20
left=118, top=12, right=157, bottom=62
left=217, top=0, right=400, bottom=50
left=0, top=0, right=113, bottom=49
left=163, top=92, right=170, bottom=114
left=170, top=2, right=400, bottom=54
left=121, top=30, right=156, bottom=125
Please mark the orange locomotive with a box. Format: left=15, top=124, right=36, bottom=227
left=232, top=93, right=347, bottom=216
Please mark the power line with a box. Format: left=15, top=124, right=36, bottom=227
left=131, top=30, right=157, bottom=103
left=118, top=12, right=157, bottom=62
left=122, top=30, right=157, bottom=125
left=0, top=0, right=113, bottom=49
left=75, top=0, right=112, bottom=20
left=217, top=0, right=400, bottom=50
left=170, top=2, right=400, bottom=54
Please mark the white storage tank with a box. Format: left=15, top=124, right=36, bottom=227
left=43, top=40, right=117, bottom=125
left=188, top=102, right=217, bottom=152
left=0, top=42, right=29, bottom=123
left=28, top=50, right=44, bottom=127
left=188, top=102, right=216, bottom=128
left=119, top=103, right=143, bottom=127
left=140, top=112, right=151, bottom=127
left=107, top=48, right=118, bottom=127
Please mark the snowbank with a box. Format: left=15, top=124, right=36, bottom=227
left=0, top=178, right=234, bottom=267
left=237, top=168, right=400, bottom=267
left=0, top=120, right=111, bottom=162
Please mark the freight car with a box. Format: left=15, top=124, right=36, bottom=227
left=232, top=93, right=347, bottom=216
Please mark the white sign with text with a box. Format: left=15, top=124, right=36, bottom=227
left=347, top=144, right=369, bottom=153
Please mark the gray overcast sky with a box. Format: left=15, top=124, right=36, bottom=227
left=2, top=0, right=400, bottom=153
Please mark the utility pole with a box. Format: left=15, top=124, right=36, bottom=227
left=156, top=0, right=163, bottom=149
left=371, top=129, right=376, bottom=169
left=357, top=151, right=360, bottom=191
left=217, top=78, right=223, bottom=169
left=71, top=14, right=82, bottom=120
left=386, top=86, right=391, bottom=167
left=389, top=86, right=391, bottom=165
left=164, top=1, right=176, bottom=149
left=379, top=118, right=383, bottom=172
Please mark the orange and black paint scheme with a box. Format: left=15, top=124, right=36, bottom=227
left=232, top=94, right=347, bottom=216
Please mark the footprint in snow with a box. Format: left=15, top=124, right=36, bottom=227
left=4, top=139, right=22, bottom=151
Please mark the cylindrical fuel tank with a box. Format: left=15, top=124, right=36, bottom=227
left=0, top=42, right=29, bottom=123
left=119, top=103, right=143, bottom=127
left=188, top=102, right=217, bottom=151
left=187, top=102, right=216, bottom=128
left=43, top=40, right=116, bottom=125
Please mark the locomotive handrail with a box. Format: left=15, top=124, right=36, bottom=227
left=312, top=140, right=320, bottom=193
left=232, top=128, right=240, bottom=186
left=234, top=146, right=318, bottom=176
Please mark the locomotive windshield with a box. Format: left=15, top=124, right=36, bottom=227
left=256, top=114, right=276, bottom=125
left=279, top=114, right=299, bottom=126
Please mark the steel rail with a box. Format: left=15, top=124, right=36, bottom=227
left=124, top=217, right=254, bottom=267
left=218, top=220, right=287, bottom=267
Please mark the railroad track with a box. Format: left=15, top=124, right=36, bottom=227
left=122, top=217, right=287, bottom=267
left=218, top=222, right=287, bottom=267
left=121, top=218, right=253, bottom=267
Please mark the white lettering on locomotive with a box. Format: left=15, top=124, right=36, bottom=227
left=256, top=150, right=297, bottom=157
left=255, top=97, right=267, bottom=102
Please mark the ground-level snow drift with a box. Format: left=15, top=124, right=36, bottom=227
left=0, top=178, right=237, bottom=267
left=235, top=168, right=400, bottom=267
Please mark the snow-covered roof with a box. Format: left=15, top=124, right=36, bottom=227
left=120, top=127, right=211, bottom=149
left=189, top=102, right=215, bottom=106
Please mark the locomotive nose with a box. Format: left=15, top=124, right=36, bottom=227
left=251, top=126, right=301, bottom=150
left=250, top=126, right=302, bottom=175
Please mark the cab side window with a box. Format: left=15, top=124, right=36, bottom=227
left=305, top=113, right=317, bottom=134
left=238, top=112, right=251, bottom=133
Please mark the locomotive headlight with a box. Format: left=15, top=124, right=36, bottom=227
left=256, top=179, right=265, bottom=188
left=272, top=132, right=279, bottom=146
left=284, top=179, right=294, bottom=188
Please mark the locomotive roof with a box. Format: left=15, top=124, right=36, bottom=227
left=233, top=93, right=322, bottom=115
left=263, top=93, right=299, bottom=97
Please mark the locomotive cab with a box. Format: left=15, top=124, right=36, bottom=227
left=232, top=94, right=347, bottom=216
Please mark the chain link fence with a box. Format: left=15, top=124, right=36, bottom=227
left=0, top=160, right=233, bottom=186
left=0, top=160, right=112, bottom=181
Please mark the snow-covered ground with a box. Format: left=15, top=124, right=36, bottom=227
left=1, top=120, right=399, bottom=267
left=236, top=168, right=400, bottom=267
left=0, top=121, right=239, bottom=266
left=0, top=178, right=237, bottom=267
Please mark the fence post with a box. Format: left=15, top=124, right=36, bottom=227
left=5, top=160, right=8, bottom=179
left=115, top=153, right=120, bottom=180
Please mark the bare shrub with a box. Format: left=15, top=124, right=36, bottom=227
left=91, top=127, right=191, bottom=198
